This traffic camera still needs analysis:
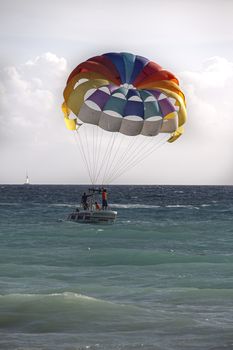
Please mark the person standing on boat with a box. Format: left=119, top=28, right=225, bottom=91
left=102, top=188, right=108, bottom=210
left=81, top=192, right=93, bottom=210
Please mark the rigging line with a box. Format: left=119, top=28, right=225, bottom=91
left=94, top=129, right=106, bottom=183
left=108, top=135, right=165, bottom=183
left=91, top=124, right=97, bottom=184
left=100, top=132, right=116, bottom=185
left=92, top=125, right=99, bottom=184
left=94, top=126, right=103, bottom=184
left=73, top=131, right=86, bottom=170
left=102, top=133, right=122, bottom=183
left=82, top=126, right=95, bottom=184
left=74, top=130, right=93, bottom=183
left=103, top=131, right=123, bottom=184
left=118, top=134, right=169, bottom=181
left=95, top=131, right=116, bottom=185
left=105, top=134, right=137, bottom=182
left=102, top=131, right=120, bottom=184
left=119, top=134, right=156, bottom=171
left=107, top=135, right=150, bottom=183
left=72, top=132, right=87, bottom=180
left=106, top=138, right=151, bottom=183
left=92, top=124, right=95, bottom=182
left=103, top=136, right=134, bottom=184
left=108, top=141, right=161, bottom=184
left=104, top=131, right=136, bottom=184
left=119, top=136, right=162, bottom=176
left=109, top=135, right=169, bottom=183
left=76, top=129, right=93, bottom=183
left=102, top=132, right=118, bottom=184
left=101, top=132, right=118, bottom=185
left=83, top=125, right=94, bottom=183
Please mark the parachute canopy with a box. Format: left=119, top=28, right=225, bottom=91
left=62, top=52, right=187, bottom=184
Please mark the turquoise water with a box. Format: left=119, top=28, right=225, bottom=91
left=0, top=185, right=233, bottom=350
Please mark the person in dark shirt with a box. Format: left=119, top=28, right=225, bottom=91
left=81, top=192, right=93, bottom=210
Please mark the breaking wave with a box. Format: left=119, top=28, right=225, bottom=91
left=0, top=292, right=142, bottom=333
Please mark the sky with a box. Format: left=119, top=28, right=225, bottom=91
left=0, top=0, right=233, bottom=185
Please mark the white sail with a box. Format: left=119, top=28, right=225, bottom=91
left=24, top=171, right=30, bottom=185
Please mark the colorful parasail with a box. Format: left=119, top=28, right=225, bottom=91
left=62, top=52, right=187, bottom=184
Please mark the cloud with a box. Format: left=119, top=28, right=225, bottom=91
left=0, top=52, right=67, bottom=147
left=180, top=56, right=233, bottom=140
left=171, top=56, right=233, bottom=184
left=0, top=53, right=78, bottom=183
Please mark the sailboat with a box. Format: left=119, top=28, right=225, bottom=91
left=24, top=171, right=30, bottom=185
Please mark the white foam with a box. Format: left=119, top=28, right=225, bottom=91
left=166, top=205, right=200, bottom=210
left=49, top=203, right=75, bottom=208
left=0, top=202, right=19, bottom=206
left=110, top=203, right=161, bottom=209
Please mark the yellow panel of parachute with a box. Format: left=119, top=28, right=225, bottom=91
left=62, top=102, right=76, bottom=131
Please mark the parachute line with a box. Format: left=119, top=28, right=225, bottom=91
left=83, top=126, right=94, bottom=183
left=105, top=135, right=150, bottom=184
left=73, top=125, right=170, bottom=185
left=94, top=127, right=104, bottom=184
left=74, top=131, right=93, bottom=183
left=94, top=130, right=115, bottom=184
left=101, top=132, right=123, bottom=184
left=107, top=134, right=169, bottom=183
left=105, top=134, right=137, bottom=183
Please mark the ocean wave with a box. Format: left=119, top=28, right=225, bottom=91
left=110, top=203, right=161, bottom=209
left=0, top=292, right=143, bottom=332
left=0, top=291, right=137, bottom=310
left=0, top=292, right=113, bottom=309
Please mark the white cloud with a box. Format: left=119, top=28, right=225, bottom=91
left=170, top=56, right=233, bottom=184
left=180, top=56, right=233, bottom=139
left=0, top=52, right=77, bottom=183
left=0, top=52, right=67, bottom=145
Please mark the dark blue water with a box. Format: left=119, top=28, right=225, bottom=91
left=0, top=185, right=233, bottom=350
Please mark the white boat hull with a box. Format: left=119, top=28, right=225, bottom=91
left=67, top=210, right=117, bottom=224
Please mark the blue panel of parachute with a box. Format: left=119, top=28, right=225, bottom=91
left=129, top=55, right=149, bottom=84
left=126, top=89, right=141, bottom=99
left=122, top=53, right=136, bottom=84
left=123, top=100, right=144, bottom=117
left=104, top=52, right=126, bottom=84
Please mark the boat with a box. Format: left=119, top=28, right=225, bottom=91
left=24, top=171, right=30, bottom=185
left=67, top=187, right=117, bottom=224
left=67, top=208, right=117, bottom=224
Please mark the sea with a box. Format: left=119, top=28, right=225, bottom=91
left=0, top=185, right=233, bottom=350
